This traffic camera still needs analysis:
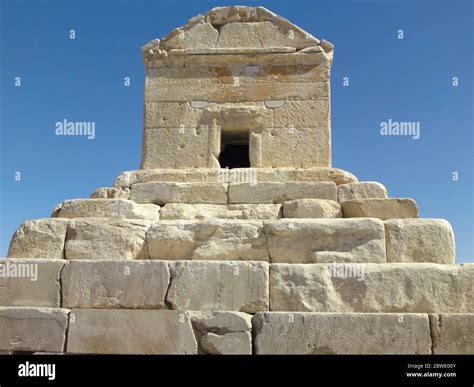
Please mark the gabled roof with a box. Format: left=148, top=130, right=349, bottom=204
left=142, top=6, right=334, bottom=59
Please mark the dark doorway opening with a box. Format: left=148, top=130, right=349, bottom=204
left=219, top=131, right=250, bottom=168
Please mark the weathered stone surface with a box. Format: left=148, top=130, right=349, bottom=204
left=385, top=219, right=455, bottom=264
left=201, top=332, right=252, bottom=355
left=337, top=182, right=388, bottom=203
left=8, top=219, right=69, bottom=259
left=147, top=220, right=269, bottom=261
left=255, top=126, right=331, bottom=168
left=253, top=312, right=431, bottom=354
left=270, top=263, right=473, bottom=313
left=192, top=311, right=253, bottom=333
left=342, top=198, right=419, bottom=220
left=229, top=182, right=336, bottom=204
left=191, top=311, right=253, bottom=354
left=130, top=182, right=228, bottom=205
left=141, top=127, right=213, bottom=169
left=145, top=81, right=328, bottom=103
left=271, top=99, right=329, bottom=127
left=65, top=219, right=150, bottom=260
left=0, top=307, right=69, bottom=352
left=62, top=261, right=170, bottom=309
left=264, top=219, right=386, bottom=263
left=0, top=259, right=65, bottom=308
left=114, top=168, right=357, bottom=188
left=160, top=22, right=218, bottom=51
left=67, top=309, right=197, bottom=354
left=216, top=21, right=317, bottom=50
left=160, top=203, right=281, bottom=220
left=90, top=187, right=130, bottom=199
left=430, top=314, right=474, bottom=354
left=166, top=261, right=269, bottom=313
left=54, top=199, right=159, bottom=221
left=282, top=199, right=342, bottom=218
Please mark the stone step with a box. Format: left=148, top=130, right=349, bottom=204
left=7, top=218, right=455, bottom=264
left=270, top=263, right=473, bottom=313
left=2, top=260, right=471, bottom=313
left=112, top=167, right=358, bottom=188
left=1, top=307, right=472, bottom=354
left=341, top=198, right=419, bottom=220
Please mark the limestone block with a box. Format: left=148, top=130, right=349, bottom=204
left=141, top=127, right=211, bottom=169
left=282, top=199, right=342, bottom=218
left=342, top=198, right=419, bottom=220
left=255, top=127, right=331, bottom=168
left=216, top=21, right=317, bottom=50
left=191, top=311, right=253, bottom=354
left=264, top=219, right=386, bottom=263
left=8, top=219, right=69, bottom=259
left=337, top=182, right=388, bottom=203
left=144, top=101, right=201, bottom=128
left=130, top=182, right=228, bottom=205
left=201, top=332, right=252, bottom=355
left=62, top=261, right=170, bottom=309
left=54, top=199, right=159, bottom=221
left=251, top=64, right=329, bottom=84
left=166, top=261, right=269, bottom=313
left=270, top=263, right=473, bottom=313
left=145, top=81, right=328, bottom=102
left=430, top=314, right=474, bottom=354
left=385, top=219, right=455, bottom=264
left=90, top=187, right=130, bottom=199
left=205, top=6, right=259, bottom=24
left=228, top=182, right=336, bottom=204
left=0, top=259, right=65, bottom=307
left=113, top=168, right=357, bottom=188
left=160, top=203, right=281, bottom=220
left=253, top=312, right=431, bottom=354
left=146, top=220, right=269, bottom=261
left=160, top=22, right=218, bottom=51
left=0, top=307, right=69, bottom=353
left=67, top=309, right=197, bottom=354
left=65, top=219, right=150, bottom=260
left=271, top=99, right=330, bottom=128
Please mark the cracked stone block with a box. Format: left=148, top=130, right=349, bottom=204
left=62, top=261, right=170, bottom=309
left=90, top=187, right=130, bottom=199
left=130, top=182, right=228, bottom=205
left=342, top=198, right=419, bottom=220
left=0, top=259, right=65, bottom=308
left=229, top=182, right=336, bottom=204
left=160, top=203, right=281, bottom=220
left=337, top=182, right=388, bottom=203
left=384, top=219, right=455, bottom=264
left=0, top=307, right=69, bottom=353
left=146, top=220, right=269, bottom=261
left=54, top=199, right=159, bottom=221
left=282, top=199, right=342, bottom=218
left=264, top=218, right=386, bottom=263
left=7, top=219, right=69, bottom=259
left=270, top=263, right=474, bottom=313
left=65, top=219, right=150, bottom=260
left=253, top=312, right=431, bottom=354
left=430, top=313, right=474, bottom=354
left=67, top=309, right=197, bottom=354
left=191, top=311, right=253, bottom=354
left=166, top=261, right=269, bottom=313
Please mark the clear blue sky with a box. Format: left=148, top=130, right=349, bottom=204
left=1, top=0, right=472, bottom=263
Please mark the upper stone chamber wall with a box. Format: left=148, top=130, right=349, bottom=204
left=141, top=6, right=334, bottom=169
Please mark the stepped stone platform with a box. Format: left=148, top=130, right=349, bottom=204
left=1, top=6, right=472, bottom=354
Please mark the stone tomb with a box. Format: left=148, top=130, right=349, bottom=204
left=2, top=6, right=472, bottom=355
left=141, top=6, right=333, bottom=169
